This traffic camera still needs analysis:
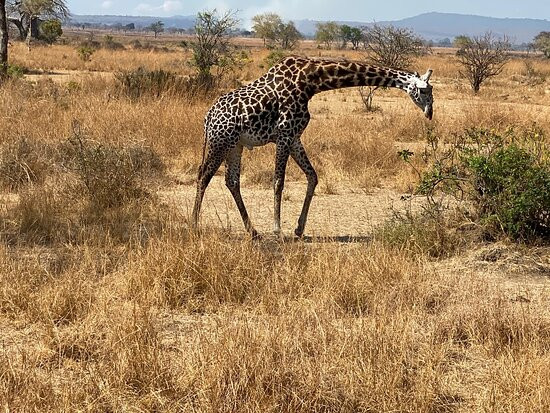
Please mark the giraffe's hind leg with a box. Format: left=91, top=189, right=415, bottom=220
left=291, top=141, right=318, bottom=237
left=225, top=145, right=258, bottom=238
left=192, top=144, right=226, bottom=231
left=273, top=140, right=290, bottom=235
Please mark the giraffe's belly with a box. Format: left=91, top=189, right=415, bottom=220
left=239, top=132, right=273, bottom=150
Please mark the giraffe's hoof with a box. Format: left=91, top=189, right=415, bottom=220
left=251, top=229, right=261, bottom=240
left=294, top=228, right=304, bottom=238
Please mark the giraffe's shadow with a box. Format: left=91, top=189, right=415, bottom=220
left=288, top=234, right=373, bottom=244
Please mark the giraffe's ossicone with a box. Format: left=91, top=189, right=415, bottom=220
left=192, top=56, right=434, bottom=238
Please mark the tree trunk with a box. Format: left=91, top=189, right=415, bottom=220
left=26, top=16, right=39, bottom=50
left=30, top=17, right=39, bottom=38
left=8, top=17, right=27, bottom=40
left=0, top=0, right=8, bottom=79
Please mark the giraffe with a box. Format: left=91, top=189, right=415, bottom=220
left=192, top=56, right=433, bottom=238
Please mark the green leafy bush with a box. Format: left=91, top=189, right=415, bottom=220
left=76, top=46, right=95, bottom=62
left=40, top=19, right=63, bottom=44
left=264, top=49, right=287, bottom=68
left=464, top=142, right=550, bottom=240
left=103, top=35, right=125, bottom=50
left=6, top=64, right=27, bottom=78
left=417, top=127, right=550, bottom=241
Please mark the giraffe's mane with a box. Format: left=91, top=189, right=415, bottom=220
left=280, top=55, right=416, bottom=76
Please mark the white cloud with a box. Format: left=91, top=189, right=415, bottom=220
left=162, top=1, right=183, bottom=13
left=135, top=1, right=182, bottom=15
left=101, top=0, right=113, bottom=9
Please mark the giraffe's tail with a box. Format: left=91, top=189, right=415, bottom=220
left=197, top=113, right=211, bottom=179
left=197, top=133, right=207, bottom=178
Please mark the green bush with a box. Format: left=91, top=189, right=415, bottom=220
left=6, top=64, right=27, bottom=78
left=40, top=19, right=63, bottom=44
left=464, top=142, right=550, bottom=240
left=103, top=35, right=125, bottom=50
left=76, top=46, right=95, bottom=62
left=417, top=127, right=550, bottom=241
left=264, top=49, right=287, bottom=68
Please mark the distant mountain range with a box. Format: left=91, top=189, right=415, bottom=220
left=69, top=12, right=550, bottom=44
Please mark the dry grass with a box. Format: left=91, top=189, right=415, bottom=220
left=1, top=37, right=550, bottom=411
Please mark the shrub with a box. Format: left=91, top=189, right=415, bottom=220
left=264, top=49, right=287, bottom=68
left=0, top=138, right=51, bottom=191
left=103, top=35, right=125, bottom=50
left=114, top=67, right=187, bottom=99
left=7, top=64, right=27, bottom=78
left=63, top=128, right=164, bottom=209
left=375, top=204, right=462, bottom=258
left=40, top=19, right=63, bottom=44
left=76, top=46, right=95, bottom=62
left=415, top=127, right=550, bottom=241
left=464, top=141, right=550, bottom=240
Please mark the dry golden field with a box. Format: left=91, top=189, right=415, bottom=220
left=1, top=34, right=550, bottom=412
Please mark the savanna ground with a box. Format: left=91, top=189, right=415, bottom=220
left=1, top=32, right=550, bottom=411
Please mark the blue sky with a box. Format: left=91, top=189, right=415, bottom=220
left=67, top=1, right=550, bottom=22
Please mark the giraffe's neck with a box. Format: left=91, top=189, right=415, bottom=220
left=306, top=60, right=415, bottom=95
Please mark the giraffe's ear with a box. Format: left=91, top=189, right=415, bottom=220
left=421, top=69, right=433, bottom=82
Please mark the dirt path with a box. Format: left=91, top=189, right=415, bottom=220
left=163, top=177, right=550, bottom=295
left=161, top=176, right=423, bottom=239
left=24, top=69, right=113, bottom=83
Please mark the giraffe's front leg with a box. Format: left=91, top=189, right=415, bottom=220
left=290, top=141, right=318, bottom=237
left=273, top=141, right=290, bottom=235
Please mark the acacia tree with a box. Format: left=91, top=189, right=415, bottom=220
left=315, top=21, right=339, bottom=49
left=191, top=9, right=240, bottom=88
left=251, top=12, right=280, bottom=47
left=340, top=25, right=362, bottom=50
left=360, top=24, right=426, bottom=110
left=276, top=21, right=301, bottom=50
left=533, top=31, right=550, bottom=58
left=456, top=32, right=510, bottom=93
left=0, top=0, right=8, bottom=79
left=148, top=20, right=164, bottom=38
left=7, top=0, right=69, bottom=41
left=252, top=12, right=301, bottom=50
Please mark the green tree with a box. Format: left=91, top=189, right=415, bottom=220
left=148, top=20, right=164, bottom=38
left=533, top=31, right=550, bottom=58
left=191, top=9, right=240, bottom=88
left=252, top=13, right=301, bottom=50
left=315, top=21, right=339, bottom=49
left=339, top=24, right=362, bottom=50
left=39, top=18, right=61, bottom=43
left=453, top=34, right=471, bottom=51
left=251, top=12, right=281, bottom=47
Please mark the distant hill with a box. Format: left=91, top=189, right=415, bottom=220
left=294, top=12, right=550, bottom=44
left=69, top=12, right=550, bottom=44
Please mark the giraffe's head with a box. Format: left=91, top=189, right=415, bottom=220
left=406, top=69, right=434, bottom=120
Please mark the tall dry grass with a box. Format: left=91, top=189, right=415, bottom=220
left=1, top=41, right=550, bottom=412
